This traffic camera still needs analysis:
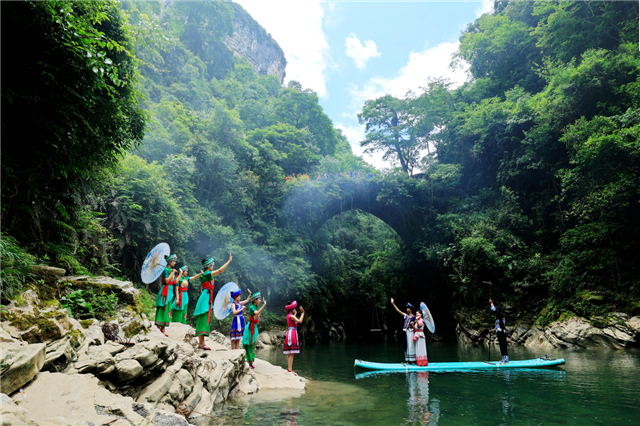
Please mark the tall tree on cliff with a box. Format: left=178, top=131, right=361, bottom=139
left=358, top=95, right=423, bottom=175
left=1, top=1, right=146, bottom=266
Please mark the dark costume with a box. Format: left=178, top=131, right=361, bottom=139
left=492, top=304, right=509, bottom=363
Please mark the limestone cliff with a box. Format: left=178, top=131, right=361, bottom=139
left=225, top=2, right=287, bottom=82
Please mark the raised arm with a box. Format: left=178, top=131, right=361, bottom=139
left=256, top=299, right=267, bottom=315
left=212, top=253, right=233, bottom=276
left=390, top=298, right=405, bottom=316
left=239, top=289, right=252, bottom=306
left=189, top=271, right=204, bottom=281
left=292, top=307, right=305, bottom=323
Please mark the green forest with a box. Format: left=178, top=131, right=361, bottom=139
left=2, top=0, right=639, bottom=337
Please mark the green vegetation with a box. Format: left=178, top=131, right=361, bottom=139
left=3, top=1, right=639, bottom=336
left=0, top=234, right=36, bottom=302
left=60, top=288, right=119, bottom=320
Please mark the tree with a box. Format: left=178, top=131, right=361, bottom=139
left=1, top=0, right=146, bottom=254
left=358, top=95, right=423, bottom=175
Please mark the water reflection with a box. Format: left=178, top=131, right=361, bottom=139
left=407, top=372, right=440, bottom=425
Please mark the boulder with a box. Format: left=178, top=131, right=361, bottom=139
left=175, top=368, right=194, bottom=399
left=59, top=275, right=140, bottom=305
left=2, top=304, right=73, bottom=344
left=11, top=372, right=155, bottom=426
left=30, top=265, right=65, bottom=283
left=0, top=343, right=46, bottom=395
left=137, top=360, right=183, bottom=406
left=85, top=325, right=105, bottom=346
left=104, top=340, right=126, bottom=356
left=42, top=336, right=76, bottom=372
left=181, top=376, right=203, bottom=411
left=114, top=359, right=144, bottom=383
left=135, top=348, right=159, bottom=367
left=0, top=393, right=38, bottom=426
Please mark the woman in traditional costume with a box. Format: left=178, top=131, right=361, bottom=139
left=390, top=297, right=417, bottom=363
left=155, top=254, right=182, bottom=336
left=242, top=292, right=267, bottom=369
left=170, top=265, right=202, bottom=324
left=283, top=301, right=304, bottom=375
left=413, top=310, right=428, bottom=366
left=230, top=289, right=252, bottom=350
left=193, top=253, right=233, bottom=350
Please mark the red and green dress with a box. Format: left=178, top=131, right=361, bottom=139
left=154, top=267, right=175, bottom=327
left=242, top=304, right=260, bottom=365
left=171, top=276, right=190, bottom=324
left=193, top=271, right=215, bottom=337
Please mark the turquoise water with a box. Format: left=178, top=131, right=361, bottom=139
left=209, top=339, right=640, bottom=425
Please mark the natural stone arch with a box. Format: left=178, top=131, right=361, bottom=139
left=279, top=179, right=428, bottom=248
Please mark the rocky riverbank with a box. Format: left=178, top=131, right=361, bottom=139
left=455, top=307, right=640, bottom=349
left=0, top=271, right=306, bottom=425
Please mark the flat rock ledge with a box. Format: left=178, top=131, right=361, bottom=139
left=456, top=314, right=640, bottom=349
left=1, top=315, right=306, bottom=425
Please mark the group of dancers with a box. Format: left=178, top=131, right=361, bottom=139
left=391, top=297, right=510, bottom=365
left=154, top=253, right=304, bottom=373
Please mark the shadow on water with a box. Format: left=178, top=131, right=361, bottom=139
left=202, top=340, right=640, bottom=426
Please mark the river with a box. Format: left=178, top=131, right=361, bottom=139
left=206, top=338, right=640, bottom=425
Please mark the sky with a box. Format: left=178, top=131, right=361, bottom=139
left=233, top=0, right=493, bottom=169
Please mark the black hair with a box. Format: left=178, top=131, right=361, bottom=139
left=416, top=309, right=423, bottom=316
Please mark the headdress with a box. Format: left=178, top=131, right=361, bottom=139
left=165, top=254, right=177, bottom=263
left=406, top=302, right=415, bottom=311
left=250, top=292, right=261, bottom=301
left=179, top=265, right=188, bottom=271
left=202, top=257, right=215, bottom=268
left=285, top=301, right=297, bottom=311
left=231, top=290, right=242, bottom=299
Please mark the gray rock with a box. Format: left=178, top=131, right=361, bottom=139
left=0, top=393, right=38, bottom=426
left=0, top=343, right=46, bottom=395
left=59, top=275, right=140, bottom=305
left=42, top=336, right=76, bottom=372
left=85, top=325, right=105, bottom=346
left=175, top=369, right=194, bottom=399
left=135, top=349, right=159, bottom=367
left=103, top=340, right=126, bottom=356
left=154, top=411, right=189, bottom=426
left=114, top=359, right=144, bottom=383
left=137, top=360, right=183, bottom=405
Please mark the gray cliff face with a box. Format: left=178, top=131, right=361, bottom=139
left=225, top=4, right=287, bottom=82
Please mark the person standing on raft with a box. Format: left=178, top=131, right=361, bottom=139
left=413, top=310, right=428, bottom=366
left=155, top=254, right=182, bottom=336
left=390, top=298, right=417, bottom=363
left=193, top=254, right=233, bottom=350
left=230, top=289, right=252, bottom=350
left=170, top=265, right=202, bottom=324
left=490, top=298, right=509, bottom=364
left=242, top=292, right=267, bottom=369
left=283, top=301, right=304, bottom=375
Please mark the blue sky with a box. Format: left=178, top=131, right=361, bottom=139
left=234, top=1, right=492, bottom=168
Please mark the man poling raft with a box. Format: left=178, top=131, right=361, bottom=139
left=170, top=265, right=203, bottom=324
left=155, top=254, right=182, bottom=336
left=242, top=292, right=267, bottom=369
left=193, top=253, right=233, bottom=350
left=490, top=298, right=509, bottom=364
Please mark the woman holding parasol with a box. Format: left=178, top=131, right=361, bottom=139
left=155, top=254, right=182, bottom=336
left=193, top=253, right=233, bottom=350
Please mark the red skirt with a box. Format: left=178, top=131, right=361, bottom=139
left=283, top=327, right=300, bottom=354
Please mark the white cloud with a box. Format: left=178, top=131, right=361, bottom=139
left=347, top=41, right=469, bottom=111
left=335, top=122, right=389, bottom=170
left=233, top=0, right=330, bottom=97
left=475, top=0, right=494, bottom=18
left=345, top=33, right=381, bottom=70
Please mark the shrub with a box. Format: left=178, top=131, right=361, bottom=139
left=61, top=288, right=119, bottom=320
left=0, top=234, right=36, bottom=302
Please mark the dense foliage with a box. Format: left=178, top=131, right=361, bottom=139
left=3, top=0, right=639, bottom=335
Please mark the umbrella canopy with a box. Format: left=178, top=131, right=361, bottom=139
left=141, top=243, right=170, bottom=284
left=213, top=282, right=241, bottom=320
left=420, top=301, right=436, bottom=333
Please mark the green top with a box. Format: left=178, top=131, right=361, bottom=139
left=162, top=267, right=171, bottom=282
left=201, top=270, right=214, bottom=284
left=247, top=304, right=258, bottom=317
